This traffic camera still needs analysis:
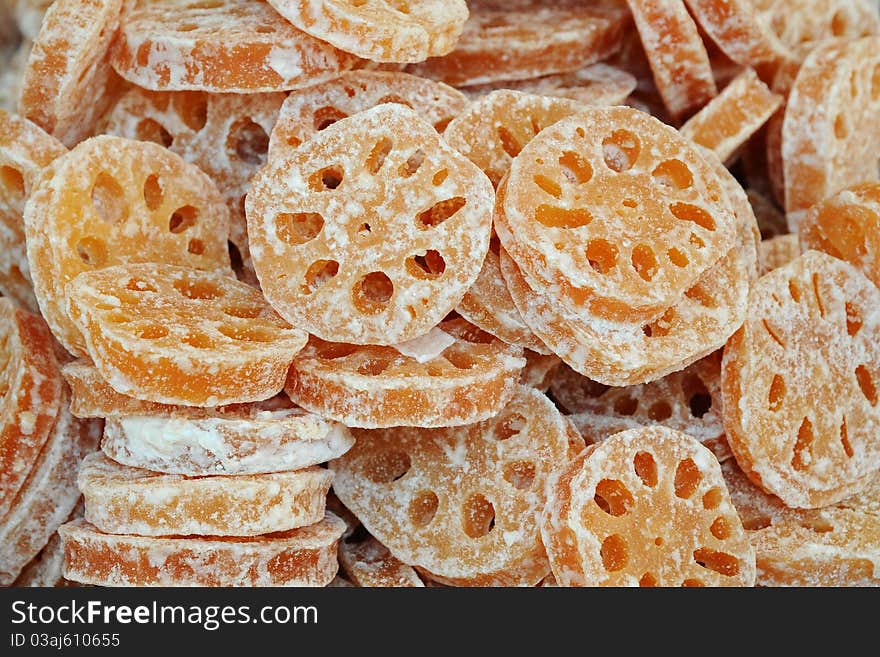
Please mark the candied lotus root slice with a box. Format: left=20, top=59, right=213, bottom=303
left=682, top=0, right=784, bottom=67
left=406, top=0, right=629, bottom=88
left=722, top=251, right=880, bottom=509
left=625, top=0, right=717, bottom=119
left=247, top=103, right=494, bottom=345
left=60, top=515, right=346, bottom=587
left=0, top=299, right=63, bottom=522
left=330, top=385, right=575, bottom=586
left=267, top=0, right=468, bottom=63
left=444, top=90, right=588, bottom=189
left=498, top=106, right=738, bottom=323
left=110, top=0, right=360, bottom=93
left=542, top=426, right=755, bottom=587
left=23, top=135, right=231, bottom=357
left=78, top=452, right=333, bottom=537
left=18, top=0, right=124, bottom=147
left=66, top=263, right=308, bottom=407
left=782, top=37, right=880, bottom=226
left=285, top=318, right=525, bottom=429
left=0, top=110, right=67, bottom=313
left=339, top=535, right=425, bottom=587
left=798, top=182, right=880, bottom=290
left=103, top=88, right=286, bottom=282
left=268, top=70, right=467, bottom=160
left=552, top=354, right=731, bottom=462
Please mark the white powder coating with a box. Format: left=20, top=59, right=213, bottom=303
left=110, top=0, right=359, bottom=93
left=102, top=411, right=354, bottom=476
left=407, top=1, right=629, bottom=86
left=543, top=426, right=756, bottom=587
left=59, top=514, right=345, bottom=587
left=721, top=251, right=880, bottom=509
left=682, top=0, right=784, bottom=67
left=268, top=0, right=468, bottom=63
left=758, top=234, right=800, bottom=276
left=392, top=327, right=455, bottom=363
left=78, top=452, right=333, bottom=537
left=330, top=386, right=574, bottom=586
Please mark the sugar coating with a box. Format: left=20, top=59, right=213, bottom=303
left=339, top=536, right=425, bottom=587
left=759, top=235, right=800, bottom=276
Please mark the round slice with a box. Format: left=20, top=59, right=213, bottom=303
left=542, top=426, right=755, bottom=586
left=722, top=250, right=880, bottom=508
left=331, top=385, right=581, bottom=586
left=248, top=103, right=493, bottom=345
left=79, top=451, right=332, bottom=537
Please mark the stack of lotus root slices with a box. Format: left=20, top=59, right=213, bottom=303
left=1, top=0, right=879, bottom=587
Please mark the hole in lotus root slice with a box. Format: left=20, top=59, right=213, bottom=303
left=314, top=106, right=349, bottom=131
left=352, top=272, right=394, bottom=314
left=495, top=413, right=527, bottom=441
left=137, top=324, right=169, bottom=340
left=91, top=172, right=129, bottom=225
left=309, top=166, right=344, bottom=191
left=652, top=159, right=693, bottom=190
left=217, top=325, right=277, bottom=343
left=674, top=458, right=702, bottom=499
left=417, top=197, right=466, bottom=229
left=855, top=365, right=877, bottom=405
left=593, top=479, right=634, bottom=517
left=0, top=166, right=25, bottom=203
left=276, top=212, right=324, bottom=245
left=135, top=118, right=174, bottom=147
left=174, top=277, right=223, bottom=300
left=143, top=174, right=164, bottom=211
left=227, top=118, right=269, bottom=167
left=399, top=149, right=425, bottom=178
left=75, top=237, right=108, bottom=267
left=366, top=137, right=393, bottom=174
left=406, top=250, right=446, bottom=279
left=462, top=494, right=496, bottom=538
left=409, top=490, right=439, bottom=527
left=634, top=451, right=658, bottom=487
left=182, top=332, right=216, bottom=349
left=585, top=239, right=618, bottom=273
left=364, top=449, right=412, bottom=484
left=693, top=548, right=741, bottom=577
left=702, top=488, right=723, bottom=510
left=600, top=534, right=628, bottom=571
left=503, top=461, right=536, bottom=490
left=840, top=417, right=854, bottom=458
left=302, top=260, right=339, bottom=294
left=602, top=129, right=640, bottom=172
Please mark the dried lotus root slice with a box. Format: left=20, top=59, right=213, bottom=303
left=758, top=234, right=799, bottom=276
left=285, top=319, right=525, bottom=429
left=111, top=0, right=359, bottom=93
left=407, top=0, right=629, bottom=87
left=18, top=0, right=124, bottom=147
left=456, top=243, right=549, bottom=353
left=747, top=188, right=787, bottom=240
left=24, top=135, right=231, bottom=357
left=498, top=107, right=738, bottom=323
left=103, top=88, right=286, bottom=286
left=460, top=64, right=637, bottom=109
left=102, top=410, right=354, bottom=476
left=782, top=37, right=880, bottom=227
left=60, top=514, right=345, bottom=587
left=444, top=89, right=588, bottom=188
left=682, top=0, right=783, bottom=67
left=500, top=239, right=748, bottom=386
left=268, top=70, right=467, bottom=160
left=331, top=385, right=575, bottom=586
left=0, top=109, right=66, bottom=312
left=520, top=350, right=560, bottom=393
left=248, top=103, right=494, bottom=345
left=624, top=0, right=717, bottom=119
left=268, top=0, right=467, bottom=63
left=722, top=251, right=880, bottom=508
left=0, top=388, right=100, bottom=585
left=79, top=452, right=332, bottom=537
left=680, top=69, right=782, bottom=163
left=67, top=264, right=307, bottom=407
left=0, top=299, right=63, bottom=521
left=542, top=426, right=756, bottom=587
left=339, top=536, right=425, bottom=588
left=798, top=182, right=880, bottom=289
left=553, top=355, right=731, bottom=462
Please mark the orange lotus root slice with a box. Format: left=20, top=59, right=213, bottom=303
left=625, top=0, right=717, bottom=119
left=461, top=64, right=637, bottom=109
left=798, top=182, right=880, bottom=289
left=24, top=135, right=231, bottom=357
left=680, top=69, right=782, bottom=163
left=782, top=37, right=880, bottom=227
left=286, top=318, right=525, bottom=429
left=499, top=106, right=738, bottom=323
left=110, top=0, right=359, bottom=93
left=542, top=426, right=755, bottom=586
left=339, top=536, right=425, bottom=588
left=67, top=264, right=307, bottom=406
left=268, top=70, right=467, bottom=159
left=444, top=90, right=588, bottom=188
left=553, top=354, right=731, bottom=462
left=60, top=514, right=345, bottom=587
left=722, top=251, right=880, bottom=509
left=267, top=0, right=467, bottom=63
left=18, top=0, right=123, bottom=147
left=406, top=0, right=628, bottom=87
left=79, top=452, right=332, bottom=537
left=0, top=389, right=99, bottom=585
left=102, top=409, right=354, bottom=476
left=759, top=234, right=800, bottom=276
left=103, top=88, right=287, bottom=284
left=682, top=0, right=783, bottom=67
left=331, top=385, right=577, bottom=586
left=248, top=103, right=493, bottom=345
left=0, top=299, right=63, bottom=521
left=0, top=109, right=66, bottom=312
